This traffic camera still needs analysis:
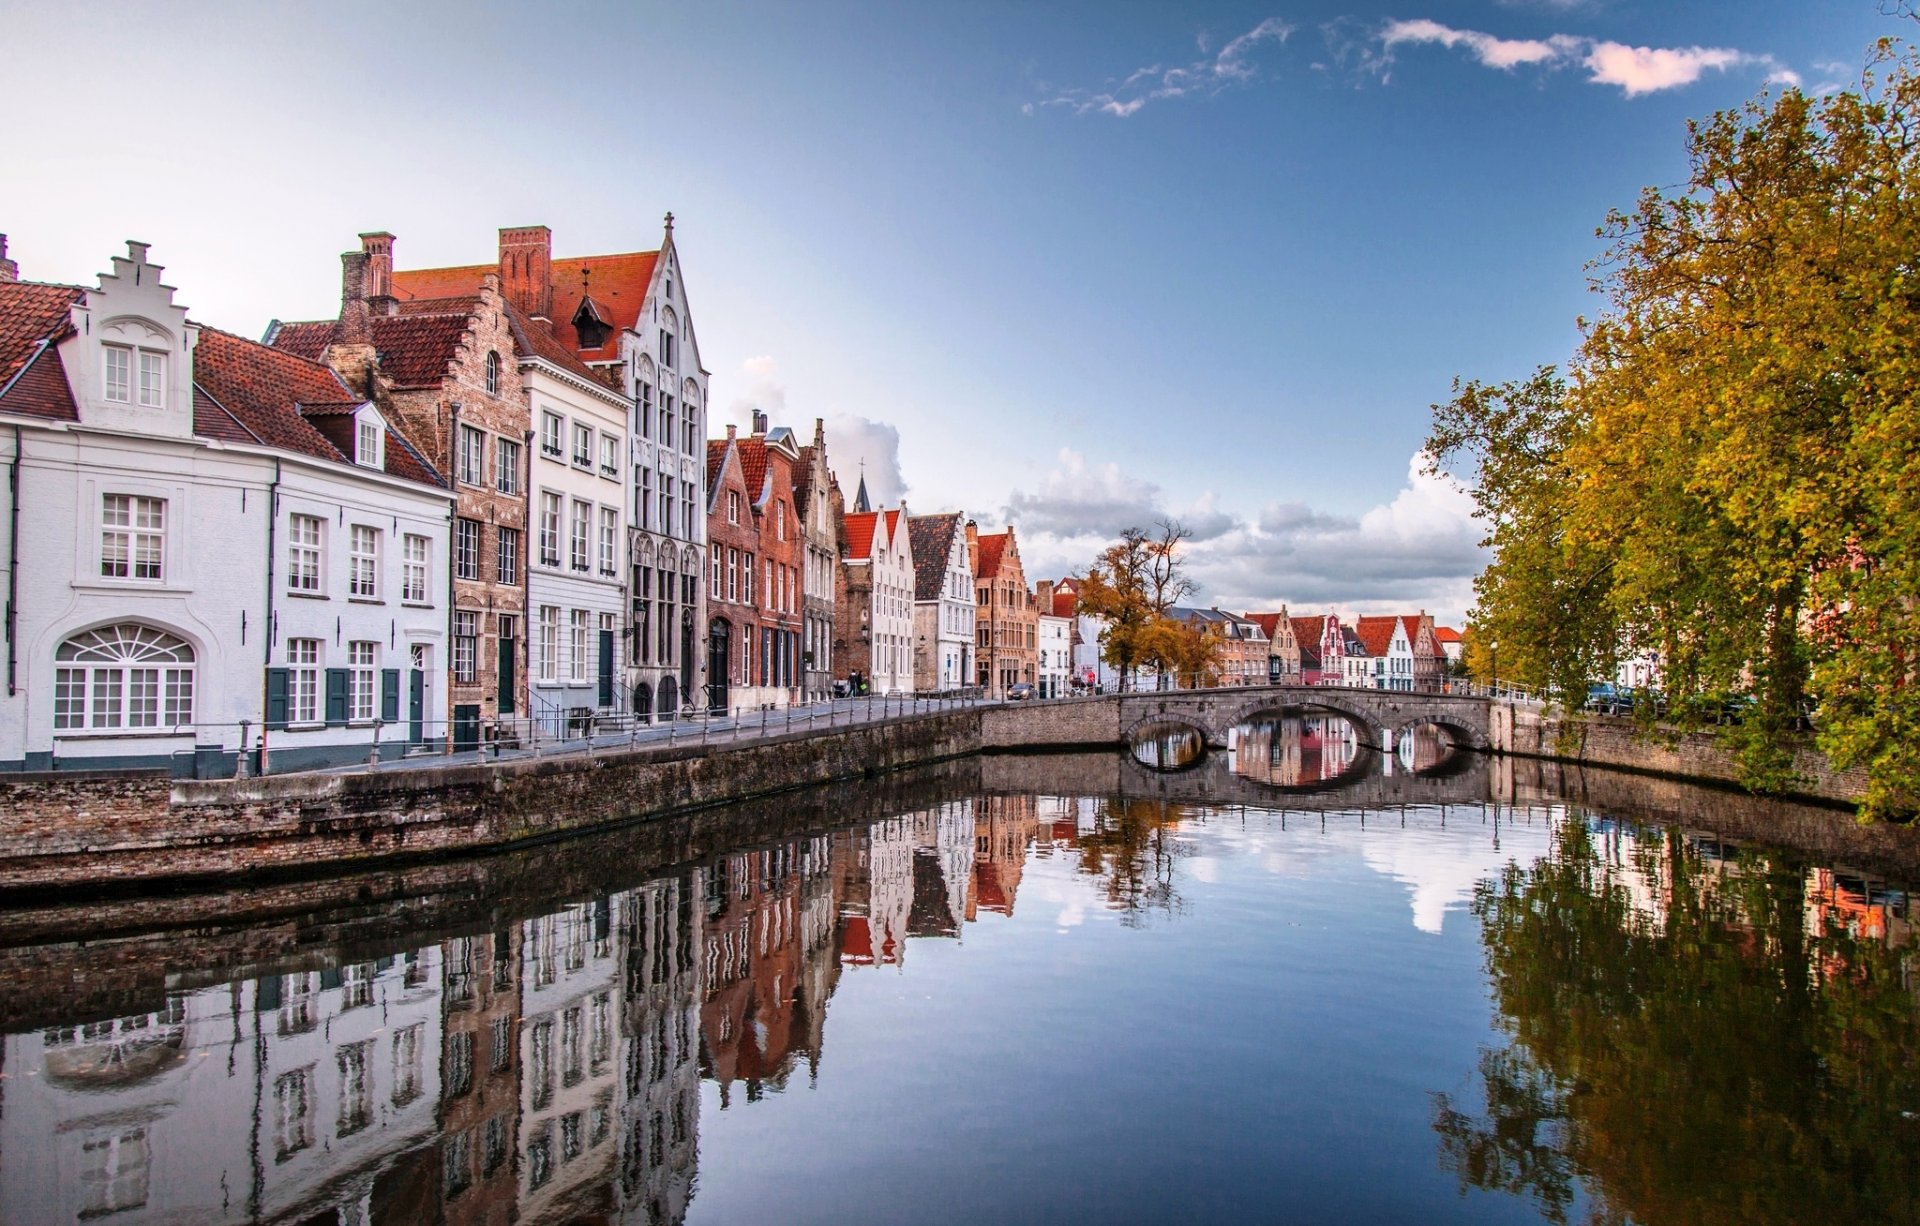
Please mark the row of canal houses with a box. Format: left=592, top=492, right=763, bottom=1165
left=0, top=227, right=1092, bottom=776
left=1149, top=609, right=1463, bottom=693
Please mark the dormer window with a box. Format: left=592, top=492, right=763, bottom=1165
left=357, top=417, right=383, bottom=469
left=103, top=345, right=166, bottom=408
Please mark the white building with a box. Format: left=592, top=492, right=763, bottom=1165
left=908, top=512, right=974, bottom=692
left=840, top=502, right=916, bottom=695
left=0, top=238, right=451, bottom=775
left=1038, top=609, right=1073, bottom=698
left=518, top=310, right=632, bottom=737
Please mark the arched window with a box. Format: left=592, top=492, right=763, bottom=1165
left=632, top=680, right=653, bottom=721
left=485, top=351, right=500, bottom=396
left=53, top=624, right=195, bottom=730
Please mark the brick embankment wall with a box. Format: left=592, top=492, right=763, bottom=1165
left=0, top=713, right=981, bottom=894
left=1490, top=702, right=1866, bottom=806
left=980, top=696, right=1123, bottom=750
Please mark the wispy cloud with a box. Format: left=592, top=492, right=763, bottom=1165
left=1025, top=17, right=1293, bottom=118
left=1378, top=18, right=1789, bottom=97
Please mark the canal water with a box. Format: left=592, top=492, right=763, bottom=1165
left=2, top=717, right=1917, bottom=1224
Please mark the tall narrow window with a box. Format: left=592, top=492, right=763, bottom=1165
left=572, top=423, right=593, bottom=469
left=458, top=425, right=485, bottom=485
left=659, top=395, right=673, bottom=446
left=600, top=434, right=619, bottom=478
left=138, top=351, right=166, bottom=408
left=571, top=610, right=590, bottom=683
left=289, top=638, right=320, bottom=723
left=485, top=350, right=501, bottom=396
left=570, top=500, right=590, bottom=572
left=453, top=612, right=478, bottom=683
left=349, top=526, right=379, bottom=598
left=657, top=469, right=672, bottom=537
left=599, top=508, right=617, bottom=575
left=495, top=438, right=522, bottom=495
left=711, top=545, right=722, bottom=601
left=540, top=493, right=562, bottom=567
left=638, top=467, right=653, bottom=531
left=288, top=514, right=322, bottom=593
left=638, top=382, right=652, bottom=438
left=496, top=526, right=520, bottom=586
left=454, top=519, right=481, bottom=582
left=404, top=534, right=431, bottom=602
left=101, top=494, right=165, bottom=581
left=357, top=419, right=382, bottom=469
left=541, top=412, right=563, bottom=458
left=102, top=345, right=131, bottom=402
left=348, top=642, right=377, bottom=721
left=540, top=607, right=560, bottom=682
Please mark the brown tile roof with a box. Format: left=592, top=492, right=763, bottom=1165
left=705, top=437, right=734, bottom=509
left=264, top=319, right=333, bottom=361
left=907, top=513, right=961, bottom=602
left=737, top=437, right=771, bottom=505
left=504, top=302, right=616, bottom=390
left=192, top=385, right=258, bottom=444
left=1434, top=625, right=1462, bottom=644
left=393, top=250, right=660, bottom=364
left=0, top=281, right=82, bottom=389
left=973, top=530, right=1010, bottom=578
left=270, top=299, right=485, bottom=390
left=0, top=342, right=78, bottom=421
left=1050, top=586, right=1077, bottom=618
left=1244, top=612, right=1283, bottom=640
left=1291, top=616, right=1332, bottom=669
left=793, top=444, right=819, bottom=509
left=842, top=510, right=879, bottom=560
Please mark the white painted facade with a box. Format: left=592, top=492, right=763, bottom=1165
left=525, top=356, right=630, bottom=735
left=870, top=510, right=916, bottom=695
left=0, top=243, right=450, bottom=775
left=624, top=227, right=707, bottom=723
left=911, top=514, right=975, bottom=692
left=1038, top=612, right=1073, bottom=698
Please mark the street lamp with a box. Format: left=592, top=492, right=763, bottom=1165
left=1490, top=637, right=1499, bottom=698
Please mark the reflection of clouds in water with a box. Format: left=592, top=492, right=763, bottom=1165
left=1055, top=904, right=1086, bottom=931
left=1188, top=857, right=1220, bottom=884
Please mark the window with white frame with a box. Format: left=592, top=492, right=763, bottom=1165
left=53, top=625, right=194, bottom=731
left=659, top=395, right=673, bottom=446
left=349, top=526, right=379, bottom=598
left=289, top=638, right=320, bottom=724
left=539, top=607, right=559, bottom=681
left=599, top=508, right=617, bottom=575
left=497, top=526, right=519, bottom=586
left=455, top=519, right=481, bottom=583
left=348, top=641, right=377, bottom=721
left=569, top=500, right=590, bottom=571
left=288, top=514, right=322, bottom=593
left=539, top=493, right=562, bottom=567
left=458, top=425, right=485, bottom=485
left=357, top=418, right=383, bottom=469
left=726, top=548, right=738, bottom=603
left=453, top=612, right=478, bottom=684
left=541, top=412, right=563, bottom=458
left=743, top=552, right=753, bottom=605
left=139, top=350, right=165, bottom=407
left=726, top=491, right=739, bottom=525
left=100, top=494, right=164, bottom=581
left=485, top=351, right=501, bottom=396
left=103, top=345, right=131, bottom=402
left=572, top=423, right=593, bottom=469
left=571, top=610, right=590, bottom=683
left=404, top=534, right=432, bottom=603
left=495, top=437, right=522, bottom=494
left=637, top=467, right=653, bottom=531
left=600, top=434, right=619, bottom=478
left=711, top=545, right=722, bottom=601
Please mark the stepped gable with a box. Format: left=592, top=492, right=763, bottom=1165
left=393, top=250, right=659, bottom=365
left=973, top=530, right=1009, bottom=577
left=907, top=513, right=961, bottom=601
left=267, top=294, right=485, bottom=391
left=1244, top=612, right=1283, bottom=639
left=0, top=280, right=84, bottom=420
left=842, top=510, right=880, bottom=560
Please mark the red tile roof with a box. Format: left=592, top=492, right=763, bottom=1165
left=1051, top=587, right=1077, bottom=618
left=1244, top=612, right=1284, bottom=640
left=503, top=302, right=616, bottom=390
left=737, top=437, right=771, bottom=504
left=192, top=384, right=258, bottom=444
left=0, top=342, right=78, bottom=420
left=263, top=319, right=333, bottom=362
left=973, top=531, right=1010, bottom=578
left=1353, top=615, right=1402, bottom=658
left=842, top=509, right=879, bottom=560
left=0, top=281, right=84, bottom=419
left=270, top=298, right=483, bottom=390
left=1434, top=626, right=1462, bottom=644
left=706, top=438, right=729, bottom=493
left=392, top=250, right=659, bottom=364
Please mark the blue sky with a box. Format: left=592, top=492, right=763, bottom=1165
left=0, top=0, right=1894, bottom=621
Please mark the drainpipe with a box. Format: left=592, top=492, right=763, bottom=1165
left=445, top=402, right=461, bottom=751
left=6, top=424, right=19, bottom=696
left=256, top=458, right=282, bottom=774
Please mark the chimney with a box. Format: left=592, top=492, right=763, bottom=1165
left=726, top=423, right=737, bottom=440
left=498, top=225, right=552, bottom=319
left=965, top=520, right=980, bottom=574
left=338, top=250, right=372, bottom=345
left=0, top=235, right=15, bottom=283
left=751, top=409, right=769, bottom=437
left=360, top=232, right=396, bottom=315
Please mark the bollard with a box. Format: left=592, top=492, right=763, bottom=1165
left=368, top=720, right=382, bottom=771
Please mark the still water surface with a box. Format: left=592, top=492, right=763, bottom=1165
left=3, top=721, right=1918, bottom=1224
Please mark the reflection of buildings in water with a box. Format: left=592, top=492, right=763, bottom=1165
left=1395, top=724, right=1450, bottom=773
left=838, top=816, right=916, bottom=967
left=1806, top=867, right=1915, bottom=997
left=0, top=952, right=445, bottom=1224
left=516, top=899, right=624, bottom=1224
left=1230, top=716, right=1360, bottom=787
left=701, top=835, right=838, bottom=1103
left=616, top=872, right=703, bottom=1226
left=970, top=795, right=1040, bottom=919
left=440, top=927, right=523, bottom=1226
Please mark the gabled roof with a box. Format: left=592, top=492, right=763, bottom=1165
left=504, top=301, right=618, bottom=392
left=973, top=530, right=1012, bottom=579
left=908, top=513, right=962, bottom=601
left=1434, top=625, right=1462, bottom=644
left=1244, top=612, right=1287, bottom=641
left=705, top=437, right=733, bottom=507
left=392, top=250, right=660, bottom=365
left=1354, top=615, right=1403, bottom=658
left=842, top=509, right=880, bottom=561
left=737, top=436, right=771, bottom=505
left=1050, top=585, right=1076, bottom=618
left=270, top=296, right=486, bottom=391
left=0, top=281, right=83, bottom=407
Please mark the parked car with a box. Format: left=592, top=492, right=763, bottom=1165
left=1007, top=683, right=1035, bottom=701
left=1585, top=683, right=1633, bottom=716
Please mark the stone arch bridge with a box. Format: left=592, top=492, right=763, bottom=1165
left=1137, top=685, right=1492, bottom=751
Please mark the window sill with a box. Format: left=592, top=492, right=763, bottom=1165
left=285, top=590, right=329, bottom=601
left=54, top=728, right=193, bottom=741
left=71, top=579, right=189, bottom=595
left=348, top=597, right=386, bottom=606
left=402, top=601, right=436, bottom=610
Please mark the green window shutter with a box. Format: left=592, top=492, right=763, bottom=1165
left=597, top=630, right=615, bottom=707
left=325, top=668, right=349, bottom=725
left=265, top=668, right=289, bottom=731
left=381, top=669, right=401, bottom=723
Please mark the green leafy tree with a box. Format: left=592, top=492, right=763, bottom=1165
left=1078, top=519, right=1202, bottom=691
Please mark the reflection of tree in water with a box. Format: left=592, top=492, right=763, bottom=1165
left=1433, top=820, right=1920, bottom=1224
left=1068, top=799, right=1196, bottom=927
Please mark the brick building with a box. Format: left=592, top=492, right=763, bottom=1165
left=835, top=491, right=915, bottom=695
left=1245, top=609, right=1301, bottom=683
left=791, top=419, right=839, bottom=703
left=704, top=418, right=804, bottom=712
left=967, top=522, right=1037, bottom=698
left=273, top=235, right=533, bottom=749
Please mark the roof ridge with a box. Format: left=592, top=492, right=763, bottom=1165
left=194, top=321, right=356, bottom=392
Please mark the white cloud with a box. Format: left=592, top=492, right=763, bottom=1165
left=1381, top=19, right=1574, bottom=71
left=723, top=353, right=787, bottom=433
left=1002, top=449, right=1484, bottom=623
left=1030, top=16, right=1293, bottom=118
left=1583, top=41, right=1747, bottom=96
left=826, top=415, right=909, bottom=508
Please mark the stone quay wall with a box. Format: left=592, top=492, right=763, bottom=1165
left=1490, top=701, right=1865, bottom=807
left=0, top=712, right=980, bottom=894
